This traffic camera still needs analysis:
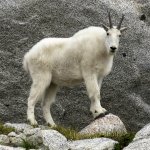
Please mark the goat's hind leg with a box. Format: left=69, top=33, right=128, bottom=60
left=27, top=74, right=51, bottom=126
left=41, top=83, right=58, bottom=126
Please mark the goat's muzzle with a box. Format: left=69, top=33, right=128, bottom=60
left=110, top=46, right=117, bottom=53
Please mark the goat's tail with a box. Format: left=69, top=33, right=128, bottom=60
left=23, top=53, right=29, bottom=73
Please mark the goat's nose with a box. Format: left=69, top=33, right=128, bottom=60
left=110, top=46, right=117, bottom=52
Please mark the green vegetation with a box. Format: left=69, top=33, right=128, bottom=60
left=21, top=139, right=38, bottom=150
left=0, top=123, right=15, bottom=135
left=114, top=133, right=135, bottom=150
left=51, top=125, right=81, bottom=140
left=51, top=125, right=135, bottom=150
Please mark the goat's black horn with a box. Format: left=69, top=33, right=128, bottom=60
left=117, top=14, right=125, bottom=29
left=108, top=11, right=113, bottom=28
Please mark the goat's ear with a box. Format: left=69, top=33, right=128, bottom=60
left=120, top=27, right=127, bottom=33
left=102, top=24, right=109, bottom=31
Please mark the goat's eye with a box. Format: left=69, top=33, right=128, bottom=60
left=119, top=35, right=121, bottom=37
left=107, top=33, right=109, bottom=36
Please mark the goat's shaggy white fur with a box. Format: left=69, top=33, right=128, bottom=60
left=23, top=25, right=125, bottom=126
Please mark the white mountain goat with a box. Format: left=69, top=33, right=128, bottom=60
left=23, top=12, right=127, bottom=126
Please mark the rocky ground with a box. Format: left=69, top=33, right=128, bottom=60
left=0, top=114, right=126, bottom=150
left=0, top=114, right=150, bottom=150
left=0, top=0, right=150, bottom=133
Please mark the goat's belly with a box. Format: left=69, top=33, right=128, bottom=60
left=51, top=70, right=83, bottom=86
left=52, top=77, right=83, bottom=86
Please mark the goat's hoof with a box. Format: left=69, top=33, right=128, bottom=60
left=27, top=119, right=38, bottom=127
left=47, top=123, right=51, bottom=127
left=47, top=123, right=56, bottom=128
left=94, top=111, right=109, bottom=120
left=104, top=111, right=109, bottom=115
left=94, top=113, right=105, bottom=120
left=32, top=124, right=38, bottom=128
left=47, top=123, right=53, bottom=127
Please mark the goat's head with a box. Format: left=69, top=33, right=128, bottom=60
left=102, top=12, right=127, bottom=54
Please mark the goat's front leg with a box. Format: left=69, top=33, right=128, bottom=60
left=84, top=74, right=107, bottom=118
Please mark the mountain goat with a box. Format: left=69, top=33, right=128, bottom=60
left=23, top=12, right=127, bottom=126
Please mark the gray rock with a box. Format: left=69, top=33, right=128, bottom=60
left=38, top=125, right=50, bottom=130
left=123, top=138, right=150, bottom=150
left=68, top=138, right=118, bottom=150
left=9, top=133, right=26, bottom=146
left=8, top=132, right=17, bottom=137
left=0, top=135, right=10, bottom=144
left=23, top=128, right=41, bottom=136
left=41, top=129, right=69, bottom=150
left=4, top=123, right=33, bottom=133
left=133, top=123, right=150, bottom=141
left=79, top=113, right=127, bottom=135
left=0, top=145, right=25, bottom=150
left=26, top=129, right=43, bottom=146
left=0, top=0, right=150, bottom=132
